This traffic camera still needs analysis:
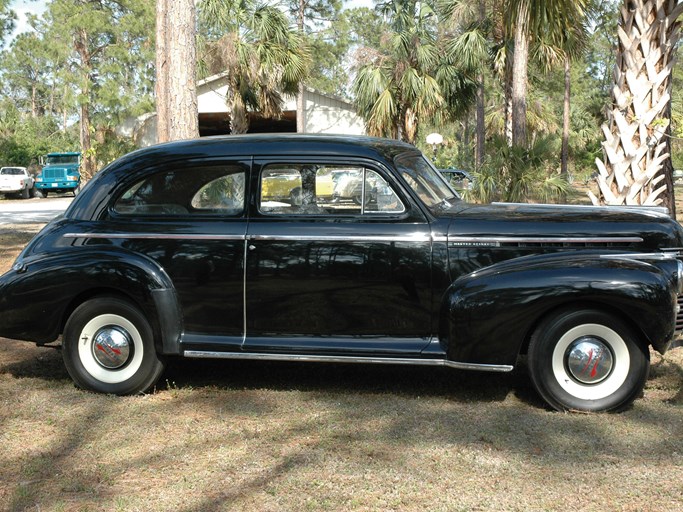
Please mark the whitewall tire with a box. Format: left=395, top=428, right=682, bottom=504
left=63, top=297, right=165, bottom=394
left=528, top=309, right=649, bottom=412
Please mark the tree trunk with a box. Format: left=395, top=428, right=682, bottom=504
left=511, top=0, right=529, bottom=148
left=403, top=107, right=417, bottom=145
left=592, top=0, right=683, bottom=214
left=504, top=48, right=513, bottom=148
left=155, top=0, right=170, bottom=143
left=166, top=0, right=198, bottom=140
left=31, top=84, right=37, bottom=118
left=561, top=55, right=570, bottom=182
left=475, top=0, right=486, bottom=170
left=229, top=93, right=249, bottom=135
left=63, top=84, right=68, bottom=132
left=296, top=0, right=305, bottom=133
left=80, top=102, right=95, bottom=179
left=74, top=28, right=95, bottom=178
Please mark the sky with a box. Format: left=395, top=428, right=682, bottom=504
left=9, top=0, right=47, bottom=38
left=6, top=0, right=373, bottom=43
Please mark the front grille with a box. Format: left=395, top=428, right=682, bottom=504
left=676, top=295, right=683, bottom=332
left=42, top=168, right=66, bottom=179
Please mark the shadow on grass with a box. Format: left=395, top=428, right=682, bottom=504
left=2, top=342, right=683, bottom=511
left=160, top=356, right=541, bottom=406
left=1, top=339, right=543, bottom=414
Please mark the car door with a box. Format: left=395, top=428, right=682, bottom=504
left=243, top=158, right=433, bottom=356
left=103, top=159, right=250, bottom=348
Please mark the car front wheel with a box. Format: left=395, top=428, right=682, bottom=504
left=527, top=309, right=649, bottom=412
left=62, top=297, right=165, bottom=395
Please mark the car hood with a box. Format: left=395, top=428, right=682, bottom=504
left=440, top=202, right=683, bottom=251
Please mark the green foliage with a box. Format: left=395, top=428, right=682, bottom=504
left=463, top=135, right=570, bottom=204
left=0, top=0, right=154, bottom=172
left=0, top=0, right=14, bottom=45
left=352, top=0, right=476, bottom=144
left=670, top=64, right=683, bottom=171
left=0, top=101, right=78, bottom=167
left=198, top=0, right=309, bottom=133
left=283, top=0, right=350, bottom=96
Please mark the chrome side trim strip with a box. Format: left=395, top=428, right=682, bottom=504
left=448, top=236, right=643, bottom=244
left=64, top=232, right=246, bottom=241
left=247, top=233, right=432, bottom=243
left=64, top=232, right=433, bottom=243
left=182, top=350, right=514, bottom=372
left=66, top=232, right=639, bottom=246
left=600, top=252, right=678, bottom=261
left=492, top=202, right=670, bottom=217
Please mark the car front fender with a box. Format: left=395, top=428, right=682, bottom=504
left=439, top=253, right=678, bottom=366
left=0, top=247, right=182, bottom=354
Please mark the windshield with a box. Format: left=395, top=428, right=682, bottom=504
left=394, top=153, right=459, bottom=210
left=46, top=155, right=79, bottom=165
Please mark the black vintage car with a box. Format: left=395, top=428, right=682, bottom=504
left=1, top=135, right=682, bottom=412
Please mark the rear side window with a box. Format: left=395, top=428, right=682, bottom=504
left=0, top=168, right=24, bottom=175
left=114, top=165, right=246, bottom=216
left=259, top=164, right=404, bottom=216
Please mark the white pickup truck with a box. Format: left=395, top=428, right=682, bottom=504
left=0, top=166, right=35, bottom=199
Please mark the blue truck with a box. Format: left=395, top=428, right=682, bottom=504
left=35, top=152, right=82, bottom=197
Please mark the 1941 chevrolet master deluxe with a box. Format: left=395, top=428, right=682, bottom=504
left=1, top=135, right=682, bottom=412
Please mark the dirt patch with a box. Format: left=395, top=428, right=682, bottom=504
left=0, top=226, right=42, bottom=275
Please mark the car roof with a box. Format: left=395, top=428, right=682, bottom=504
left=105, top=134, right=420, bottom=174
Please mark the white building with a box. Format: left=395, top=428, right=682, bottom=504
left=197, top=72, right=366, bottom=136
left=119, top=73, right=367, bottom=147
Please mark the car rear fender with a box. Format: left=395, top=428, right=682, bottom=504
left=439, top=253, right=679, bottom=366
left=0, top=247, right=182, bottom=354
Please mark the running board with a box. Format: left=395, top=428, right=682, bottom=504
left=183, top=350, right=514, bottom=373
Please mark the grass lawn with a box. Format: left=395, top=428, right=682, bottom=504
left=0, top=209, right=682, bottom=511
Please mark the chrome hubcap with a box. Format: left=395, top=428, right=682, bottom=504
left=92, top=326, right=132, bottom=369
left=565, top=336, right=614, bottom=384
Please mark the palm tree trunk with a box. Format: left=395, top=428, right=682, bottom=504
left=296, top=0, right=305, bottom=133
left=475, top=0, right=486, bottom=170
left=504, top=53, right=513, bottom=148
left=511, top=0, right=529, bottom=148
left=403, top=108, right=418, bottom=145
left=230, top=93, right=249, bottom=135
left=561, top=56, right=570, bottom=182
left=592, top=0, right=683, bottom=213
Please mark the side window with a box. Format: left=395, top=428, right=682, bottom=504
left=191, top=173, right=245, bottom=213
left=114, top=165, right=246, bottom=216
left=363, top=170, right=405, bottom=214
left=259, top=164, right=404, bottom=216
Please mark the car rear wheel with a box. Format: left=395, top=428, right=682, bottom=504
left=62, top=297, right=165, bottom=395
left=527, top=309, right=649, bottom=412
left=21, top=186, right=29, bottom=199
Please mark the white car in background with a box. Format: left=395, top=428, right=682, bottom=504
left=0, top=166, right=36, bottom=199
